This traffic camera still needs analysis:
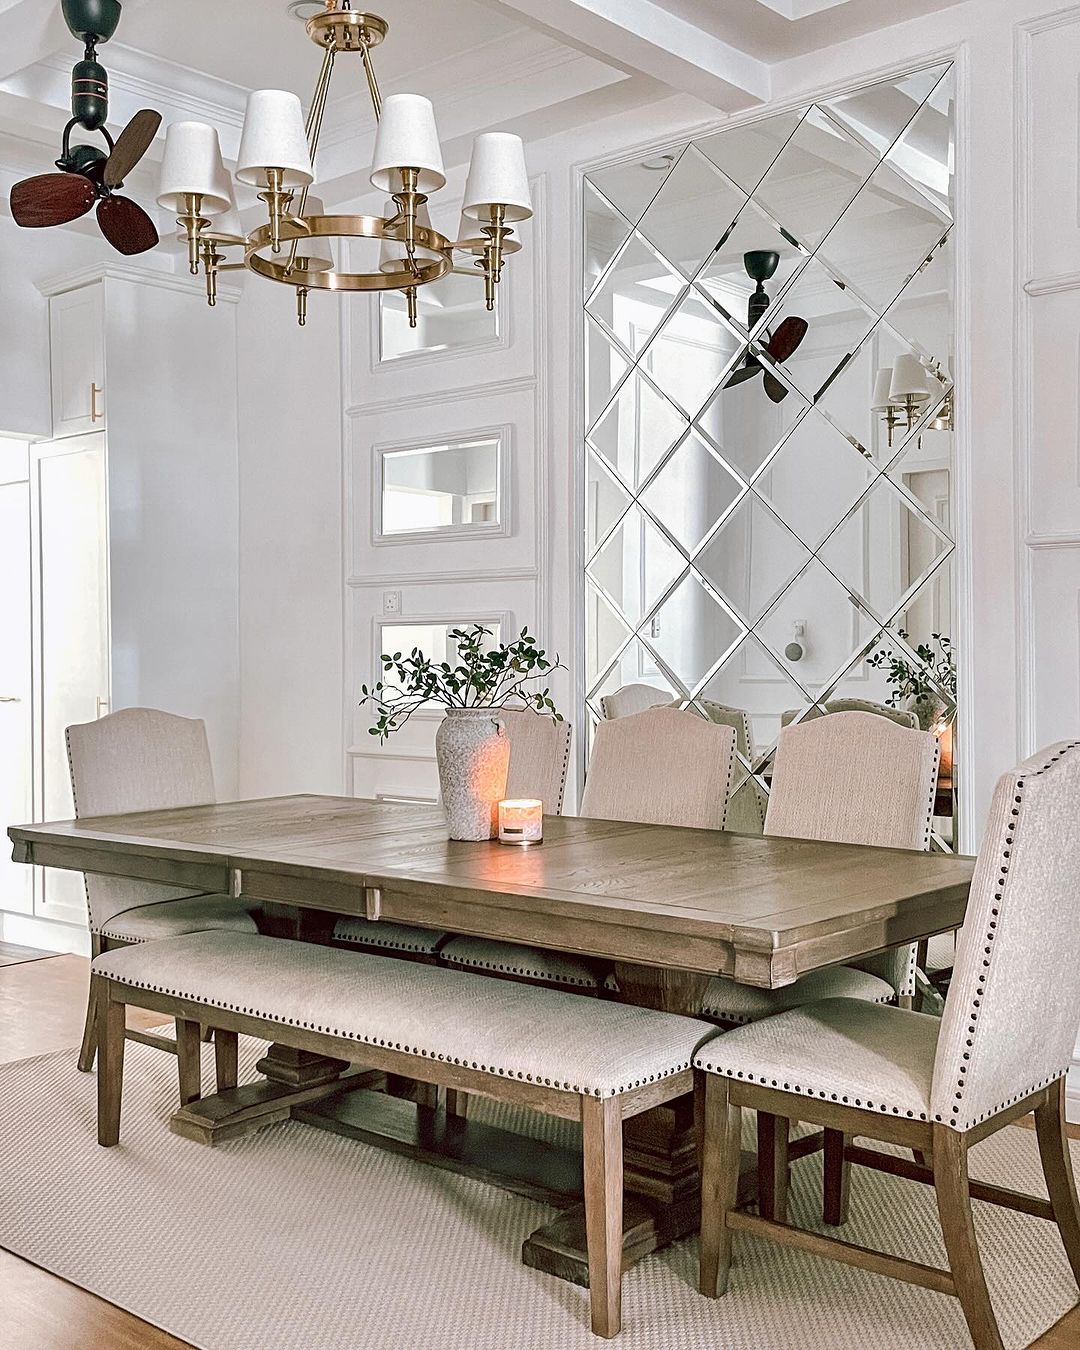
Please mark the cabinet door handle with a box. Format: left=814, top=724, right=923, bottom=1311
left=90, top=383, right=102, bottom=422
left=0, top=695, right=21, bottom=703
left=96, top=696, right=110, bottom=719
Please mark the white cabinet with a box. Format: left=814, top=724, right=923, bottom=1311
left=50, top=284, right=105, bottom=437
left=0, top=440, right=34, bottom=917
left=33, top=435, right=110, bottom=928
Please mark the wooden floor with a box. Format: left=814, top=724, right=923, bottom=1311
left=0, top=954, right=1077, bottom=1350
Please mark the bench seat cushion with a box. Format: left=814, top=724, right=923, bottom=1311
left=694, top=997, right=940, bottom=1122
left=99, top=894, right=262, bottom=944
left=702, top=963, right=894, bottom=1025
left=332, top=917, right=445, bottom=957
left=440, top=937, right=604, bottom=990
left=93, top=931, right=716, bottom=1099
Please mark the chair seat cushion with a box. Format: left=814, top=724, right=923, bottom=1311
left=702, top=964, right=894, bottom=1024
left=332, top=917, right=445, bottom=957
left=99, top=894, right=261, bottom=944
left=93, top=931, right=716, bottom=1099
left=695, top=997, right=940, bottom=1122
left=924, top=932, right=955, bottom=974
left=440, top=937, right=603, bottom=990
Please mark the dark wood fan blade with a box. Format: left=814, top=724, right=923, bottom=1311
left=763, top=372, right=790, bottom=404
left=10, top=173, right=96, bottom=227
left=766, top=315, right=809, bottom=364
left=97, top=195, right=159, bottom=256
left=104, top=109, right=162, bottom=188
left=723, top=363, right=762, bottom=390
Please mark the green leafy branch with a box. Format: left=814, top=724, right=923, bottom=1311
left=359, top=624, right=565, bottom=742
left=866, top=629, right=956, bottom=711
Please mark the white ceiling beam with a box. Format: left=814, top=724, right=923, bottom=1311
left=477, top=0, right=770, bottom=110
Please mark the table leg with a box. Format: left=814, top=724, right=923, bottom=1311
left=522, top=963, right=754, bottom=1286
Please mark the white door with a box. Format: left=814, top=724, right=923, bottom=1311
left=0, top=439, right=34, bottom=916
left=50, top=285, right=105, bottom=438
left=33, top=434, right=110, bottom=927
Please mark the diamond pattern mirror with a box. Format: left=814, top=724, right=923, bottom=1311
left=583, top=64, right=957, bottom=846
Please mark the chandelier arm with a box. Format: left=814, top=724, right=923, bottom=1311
left=360, top=38, right=383, bottom=119
left=283, top=42, right=337, bottom=277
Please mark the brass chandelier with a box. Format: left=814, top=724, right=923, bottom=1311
left=156, top=1, right=531, bottom=324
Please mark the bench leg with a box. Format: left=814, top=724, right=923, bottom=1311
left=823, top=1128, right=851, bottom=1226
left=215, top=1029, right=239, bottom=1093
left=582, top=1095, right=623, bottom=1339
left=176, top=1019, right=203, bottom=1106
left=96, top=982, right=125, bottom=1147
left=756, top=1110, right=789, bottom=1223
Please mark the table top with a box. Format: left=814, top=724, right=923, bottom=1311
left=8, top=795, right=975, bottom=989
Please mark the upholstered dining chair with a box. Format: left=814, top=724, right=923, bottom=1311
left=689, top=701, right=766, bottom=835
left=780, top=697, right=919, bottom=729
left=599, top=682, right=671, bottom=720
left=702, top=711, right=940, bottom=1025
left=67, top=707, right=263, bottom=1072
left=336, top=713, right=574, bottom=968
left=696, top=739, right=1080, bottom=1350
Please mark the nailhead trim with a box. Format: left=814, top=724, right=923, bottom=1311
left=941, top=740, right=1080, bottom=1129
left=442, top=947, right=601, bottom=989
left=93, top=967, right=695, bottom=1098
left=695, top=1055, right=933, bottom=1121
left=334, top=922, right=444, bottom=956
left=65, top=725, right=96, bottom=929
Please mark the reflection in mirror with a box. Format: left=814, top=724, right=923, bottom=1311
left=380, top=270, right=499, bottom=361
left=583, top=63, right=958, bottom=845
left=379, top=437, right=500, bottom=538
left=377, top=621, right=503, bottom=677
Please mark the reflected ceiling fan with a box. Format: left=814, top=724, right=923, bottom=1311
left=9, top=0, right=161, bottom=255
left=723, top=250, right=808, bottom=404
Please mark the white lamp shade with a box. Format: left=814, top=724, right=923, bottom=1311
left=157, top=122, right=233, bottom=215
left=889, top=353, right=930, bottom=402
left=209, top=205, right=245, bottom=241
left=378, top=197, right=434, bottom=272
left=370, top=94, right=446, bottom=194
left=462, top=132, right=532, bottom=222
left=871, top=367, right=896, bottom=411
left=236, top=89, right=314, bottom=188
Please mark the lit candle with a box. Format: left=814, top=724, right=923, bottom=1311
left=498, top=798, right=543, bottom=845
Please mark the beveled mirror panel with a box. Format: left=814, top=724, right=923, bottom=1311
left=380, top=269, right=500, bottom=361
left=583, top=64, right=957, bottom=844
left=378, top=435, right=502, bottom=540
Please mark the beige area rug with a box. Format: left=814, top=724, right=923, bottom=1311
left=0, top=1034, right=1076, bottom=1350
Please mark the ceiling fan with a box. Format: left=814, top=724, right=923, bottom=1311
left=9, top=0, right=161, bottom=256
left=722, top=250, right=808, bottom=403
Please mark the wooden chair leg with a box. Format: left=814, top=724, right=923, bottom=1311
left=96, top=984, right=125, bottom=1147
left=445, top=1090, right=469, bottom=1119
left=175, top=1018, right=203, bottom=1106
left=581, top=1094, right=623, bottom=1339
left=699, top=1073, right=742, bottom=1298
left=214, top=1029, right=239, bottom=1093
left=932, top=1124, right=1004, bottom=1350
left=823, top=1128, right=850, bottom=1226
left=757, top=1110, right=789, bottom=1223
left=1034, top=1078, right=1080, bottom=1287
left=200, top=1024, right=215, bottom=1044
left=78, top=974, right=105, bottom=1073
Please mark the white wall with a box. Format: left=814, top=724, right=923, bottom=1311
left=236, top=278, right=345, bottom=798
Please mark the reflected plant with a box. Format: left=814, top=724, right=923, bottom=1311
left=866, top=630, right=956, bottom=722
left=360, top=625, right=564, bottom=742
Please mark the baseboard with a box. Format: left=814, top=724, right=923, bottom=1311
left=0, top=912, right=89, bottom=957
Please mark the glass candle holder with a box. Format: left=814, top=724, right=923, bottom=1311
left=498, top=798, right=543, bottom=845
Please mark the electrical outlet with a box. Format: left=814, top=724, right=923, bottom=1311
left=382, top=590, right=402, bottom=615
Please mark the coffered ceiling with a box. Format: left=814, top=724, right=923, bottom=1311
left=0, top=0, right=964, bottom=233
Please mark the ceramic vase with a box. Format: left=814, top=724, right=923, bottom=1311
left=435, top=707, right=510, bottom=841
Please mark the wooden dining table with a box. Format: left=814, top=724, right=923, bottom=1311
left=8, top=794, right=975, bottom=1286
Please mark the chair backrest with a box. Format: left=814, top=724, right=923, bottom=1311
left=600, top=683, right=670, bottom=720
left=66, top=707, right=217, bottom=932
left=765, top=711, right=940, bottom=997
left=697, top=701, right=766, bottom=835
left=780, top=699, right=919, bottom=730
left=500, top=710, right=573, bottom=815
left=932, top=740, right=1080, bottom=1131
left=580, top=707, right=735, bottom=830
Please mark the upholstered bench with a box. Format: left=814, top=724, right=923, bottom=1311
left=90, top=930, right=715, bottom=1339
